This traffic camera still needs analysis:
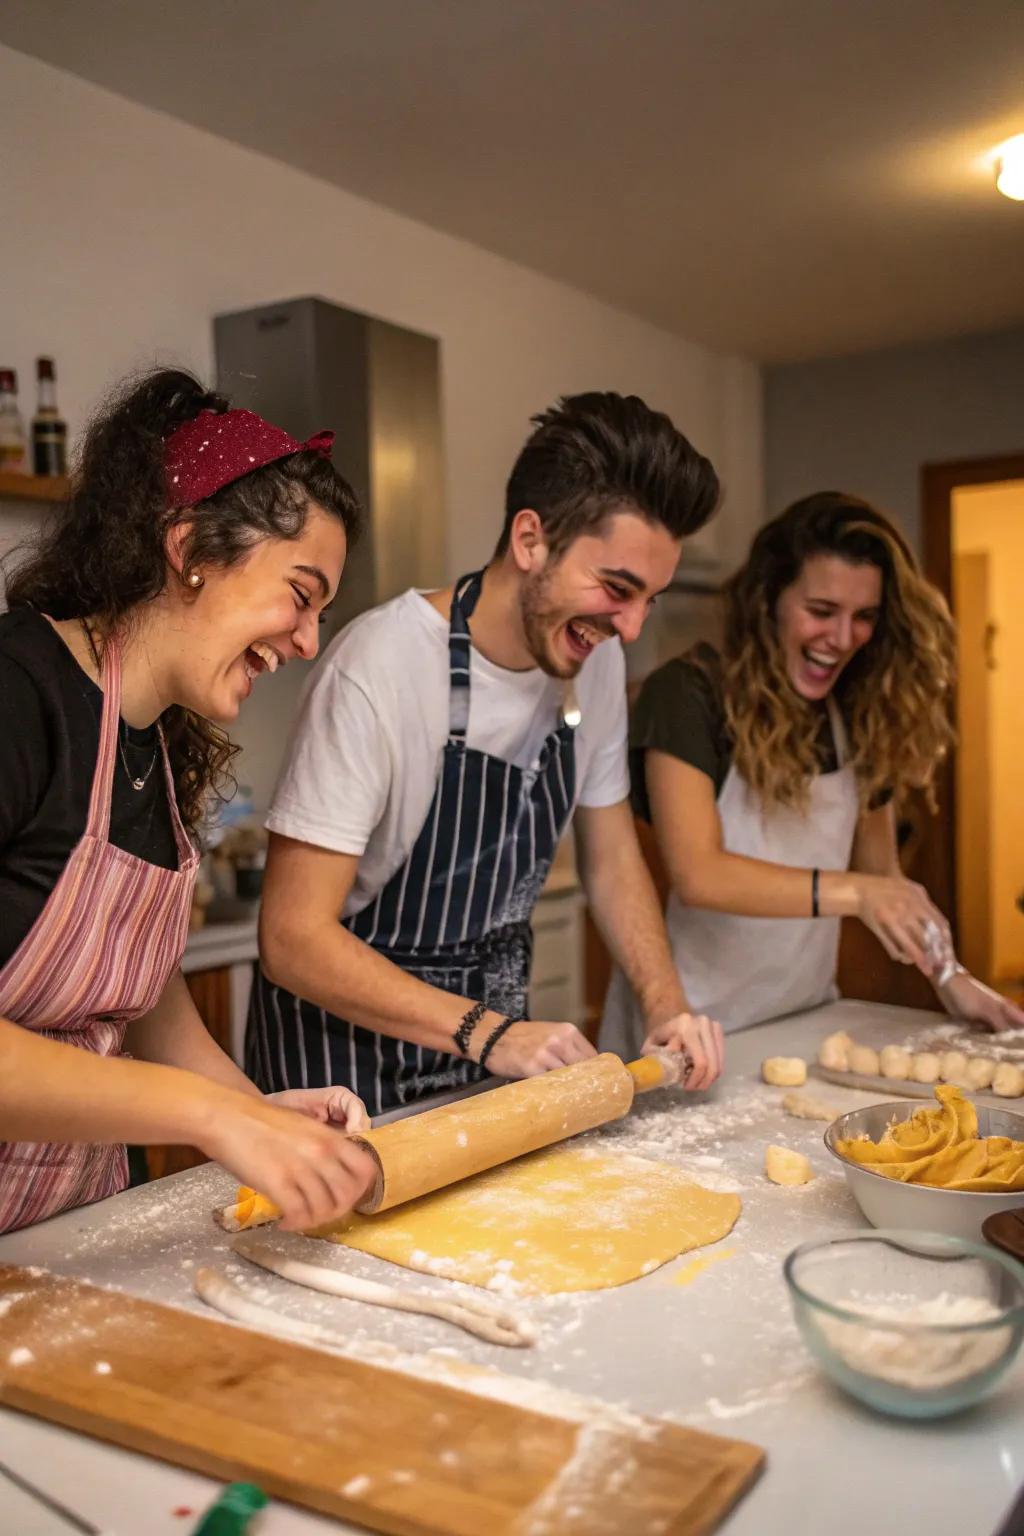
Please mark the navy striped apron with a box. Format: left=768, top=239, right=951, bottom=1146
left=246, top=571, right=578, bottom=1115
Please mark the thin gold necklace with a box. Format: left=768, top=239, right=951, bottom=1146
left=80, top=617, right=158, bottom=792
left=117, top=726, right=158, bottom=792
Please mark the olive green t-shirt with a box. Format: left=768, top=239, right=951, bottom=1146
left=629, top=643, right=890, bottom=819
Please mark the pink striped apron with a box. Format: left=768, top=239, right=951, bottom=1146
left=0, top=635, right=198, bottom=1233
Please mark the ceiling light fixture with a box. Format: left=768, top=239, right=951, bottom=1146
left=995, top=133, right=1024, bottom=201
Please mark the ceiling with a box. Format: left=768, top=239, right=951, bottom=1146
left=3, top=0, right=1023, bottom=362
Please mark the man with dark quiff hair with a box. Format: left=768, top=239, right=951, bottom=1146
left=250, top=390, right=726, bottom=1115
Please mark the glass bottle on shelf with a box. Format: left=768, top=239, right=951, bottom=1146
left=0, top=369, right=28, bottom=475
left=32, top=357, right=67, bottom=477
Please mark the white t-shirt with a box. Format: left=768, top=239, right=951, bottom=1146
left=268, top=588, right=629, bottom=918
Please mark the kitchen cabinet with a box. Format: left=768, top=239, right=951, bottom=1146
left=143, top=966, right=234, bottom=1181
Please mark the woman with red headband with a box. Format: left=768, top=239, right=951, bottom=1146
left=0, top=369, right=375, bottom=1234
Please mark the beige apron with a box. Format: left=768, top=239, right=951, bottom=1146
left=600, top=699, right=860, bottom=1046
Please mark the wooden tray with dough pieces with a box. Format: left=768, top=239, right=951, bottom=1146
left=0, top=1265, right=764, bottom=1536
left=810, top=1063, right=1016, bottom=1107
left=812, top=1016, right=1024, bottom=1111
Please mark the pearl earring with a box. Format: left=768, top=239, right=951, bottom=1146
left=186, top=571, right=204, bottom=589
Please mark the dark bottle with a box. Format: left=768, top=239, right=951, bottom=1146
left=32, top=357, right=67, bottom=477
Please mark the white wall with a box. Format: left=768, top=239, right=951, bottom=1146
left=0, top=45, right=763, bottom=806
left=765, top=326, right=1024, bottom=554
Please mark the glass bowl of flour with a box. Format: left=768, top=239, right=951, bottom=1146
left=784, top=1231, right=1024, bottom=1418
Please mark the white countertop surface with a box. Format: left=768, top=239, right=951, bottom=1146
left=0, top=999, right=1021, bottom=1535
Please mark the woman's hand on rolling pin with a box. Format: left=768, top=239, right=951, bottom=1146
left=480, top=1018, right=596, bottom=1078
left=267, top=1085, right=370, bottom=1132
left=642, top=1013, right=724, bottom=1091
left=201, top=1092, right=376, bottom=1232
left=850, top=874, right=946, bottom=972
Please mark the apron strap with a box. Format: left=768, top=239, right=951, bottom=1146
left=85, top=635, right=123, bottom=842
left=825, top=696, right=849, bottom=769
left=156, top=723, right=196, bottom=866
left=447, top=571, right=484, bottom=742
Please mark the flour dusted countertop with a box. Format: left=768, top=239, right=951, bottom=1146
left=0, top=1000, right=1021, bottom=1535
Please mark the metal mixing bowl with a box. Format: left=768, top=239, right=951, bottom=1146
left=824, top=1100, right=1024, bottom=1240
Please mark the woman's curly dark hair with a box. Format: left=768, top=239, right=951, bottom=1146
left=4, top=368, right=361, bottom=837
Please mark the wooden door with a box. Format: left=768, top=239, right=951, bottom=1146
left=953, top=551, right=993, bottom=980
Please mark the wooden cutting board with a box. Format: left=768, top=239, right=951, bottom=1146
left=0, top=1266, right=763, bottom=1535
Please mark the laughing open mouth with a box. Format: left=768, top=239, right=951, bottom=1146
left=566, top=619, right=606, bottom=658
left=243, top=641, right=281, bottom=680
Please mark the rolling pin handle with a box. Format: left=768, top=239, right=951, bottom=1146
left=626, top=1049, right=693, bottom=1092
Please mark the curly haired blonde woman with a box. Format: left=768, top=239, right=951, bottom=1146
left=601, top=491, right=1024, bottom=1046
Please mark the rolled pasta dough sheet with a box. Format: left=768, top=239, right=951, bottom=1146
left=327, top=1143, right=742, bottom=1295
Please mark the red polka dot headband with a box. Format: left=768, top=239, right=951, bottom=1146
left=164, top=408, right=334, bottom=509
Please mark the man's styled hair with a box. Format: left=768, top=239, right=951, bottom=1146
left=496, top=391, right=719, bottom=557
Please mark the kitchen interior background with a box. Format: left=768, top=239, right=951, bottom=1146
left=0, top=14, right=1022, bottom=1082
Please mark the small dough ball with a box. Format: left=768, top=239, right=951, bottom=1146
left=783, top=1092, right=842, bottom=1122
left=762, top=1056, right=807, bottom=1087
left=992, top=1063, right=1024, bottom=1098
left=910, top=1051, right=941, bottom=1084
left=818, top=1031, right=852, bottom=1071
left=848, top=1045, right=881, bottom=1076
left=765, top=1145, right=813, bottom=1186
left=939, top=1050, right=970, bottom=1085
left=964, top=1056, right=996, bottom=1091
left=879, top=1045, right=913, bottom=1080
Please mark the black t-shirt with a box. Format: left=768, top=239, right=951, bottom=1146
left=629, top=643, right=890, bottom=820
left=0, top=609, right=178, bottom=968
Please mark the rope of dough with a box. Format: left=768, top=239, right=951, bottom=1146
left=232, top=1235, right=535, bottom=1348
left=195, top=1266, right=349, bottom=1348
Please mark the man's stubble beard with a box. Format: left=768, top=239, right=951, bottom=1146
left=518, top=565, right=578, bottom=681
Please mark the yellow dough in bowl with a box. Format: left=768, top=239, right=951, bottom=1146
left=835, top=1085, right=1024, bottom=1192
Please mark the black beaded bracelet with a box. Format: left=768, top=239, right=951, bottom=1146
left=478, top=1015, right=517, bottom=1071
left=811, top=867, right=820, bottom=919
left=452, top=998, right=488, bottom=1057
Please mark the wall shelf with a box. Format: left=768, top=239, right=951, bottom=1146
left=0, top=472, right=69, bottom=502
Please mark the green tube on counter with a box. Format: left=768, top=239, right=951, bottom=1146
left=190, top=1482, right=269, bottom=1534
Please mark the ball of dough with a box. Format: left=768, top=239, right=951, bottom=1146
left=992, top=1063, right=1024, bottom=1098
left=963, top=1056, right=996, bottom=1090
left=939, top=1050, right=970, bottom=1086
left=818, top=1031, right=852, bottom=1071
left=910, top=1051, right=941, bottom=1084
left=783, top=1092, right=842, bottom=1122
left=879, top=1045, right=913, bottom=1080
left=848, top=1045, right=881, bottom=1076
left=765, top=1145, right=813, bottom=1186
left=762, top=1056, right=807, bottom=1087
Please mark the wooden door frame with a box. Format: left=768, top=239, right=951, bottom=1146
left=920, top=452, right=1024, bottom=940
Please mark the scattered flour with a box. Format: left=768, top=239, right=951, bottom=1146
left=8, top=1346, right=34, bottom=1366
left=341, top=1474, right=372, bottom=1498
left=94, top=1360, right=112, bottom=1375
left=517, top=1413, right=656, bottom=1534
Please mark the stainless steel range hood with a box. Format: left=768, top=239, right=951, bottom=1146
left=213, top=296, right=446, bottom=808
left=214, top=296, right=446, bottom=634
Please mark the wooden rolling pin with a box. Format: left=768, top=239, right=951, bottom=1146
left=218, top=1051, right=686, bottom=1231
left=353, top=1049, right=681, bottom=1212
